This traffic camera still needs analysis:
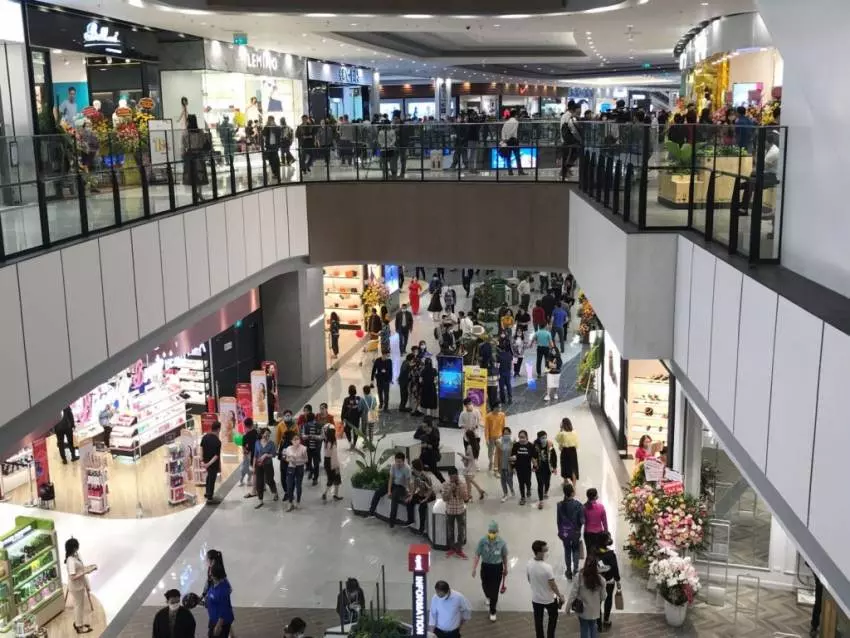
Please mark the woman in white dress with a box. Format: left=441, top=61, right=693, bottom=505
left=65, top=538, right=97, bottom=634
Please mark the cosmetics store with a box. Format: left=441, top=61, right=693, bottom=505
left=322, top=263, right=401, bottom=333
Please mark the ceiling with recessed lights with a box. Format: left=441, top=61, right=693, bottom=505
left=37, top=0, right=755, bottom=85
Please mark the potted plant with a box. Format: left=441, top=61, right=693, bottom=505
left=348, top=614, right=410, bottom=637
left=349, top=426, right=393, bottom=514
left=649, top=550, right=700, bottom=627
left=658, top=141, right=705, bottom=207
left=576, top=337, right=601, bottom=392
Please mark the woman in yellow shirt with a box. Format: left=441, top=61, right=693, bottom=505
left=500, top=309, right=515, bottom=332
left=484, top=404, right=506, bottom=474
left=555, top=417, right=579, bottom=485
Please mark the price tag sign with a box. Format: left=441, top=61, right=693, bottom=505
left=662, top=481, right=684, bottom=496
left=643, top=459, right=664, bottom=482
left=665, top=469, right=683, bottom=483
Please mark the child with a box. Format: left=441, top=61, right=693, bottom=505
left=544, top=345, right=562, bottom=402
left=461, top=431, right=486, bottom=501
left=493, top=426, right=516, bottom=503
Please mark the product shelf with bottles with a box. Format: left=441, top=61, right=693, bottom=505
left=323, top=265, right=365, bottom=330
left=0, top=517, right=63, bottom=631
left=165, top=443, right=187, bottom=505
left=171, top=355, right=212, bottom=411
left=84, top=451, right=109, bottom=515
left=109, top=385, right=187, bottom=458
left=626, top=364, right=671, bottom=457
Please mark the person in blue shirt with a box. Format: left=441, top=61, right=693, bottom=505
left=206, top=562, right=234, bottom=637
left=250, top=427, right=278, bottom=509
left=735, top=105, right=756, bottom=151
left=550, top=302, right=568, bottom=353
left=533, top=325, right=553, bottom=377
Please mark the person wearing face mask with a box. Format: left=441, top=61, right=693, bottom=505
left=457, top=398, right=481, bottom=460
left=526, top=540, right=563, bottom=638
left=533, top=430, right=558, bottom=509
left=429, top=580, right=471, bottom=638
left=283, top=434, right=308, bottom=511
left=283, top=617, right=307, bottom=638
left=493, top=426, right=515, bottom=502
left=276, top=410, right=299, bottom=494
left=414, top=417, right=444, bottom=483
left=510, top=430, right=538, bottom=506
left=250, top=427, right=278, bottom=509
left=484, top=403, right=505, bottom=474
left=336, top=578, right=366, bottom=625
left=153, top=589, right=196, bottom=638
left=472, top=521, right=509, bottom=622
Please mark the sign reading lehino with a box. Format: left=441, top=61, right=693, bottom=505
left=203, top=39, right=305, bottom=79
left=307, top=60, right=374, bottom=86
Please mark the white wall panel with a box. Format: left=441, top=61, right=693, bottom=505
left=205, top=203, right=229, bottom=295
left=61, top=242, right=106, bottom=378
left=258, top=190, right=277, bottom=268
left=158, top=216, right=189, bottom=322
left=686, top=246, right=716, bottom=397
left=708, top=260, right=743, bottom=427
left=273, top=187, right=290, bottom=259
left=18, top=253, right=71, bottom=403
left=0, top=266, right=29, bottom=425
left=733, top=278, right=777, bottom=470
left=131, top=224, right=166, bottom=337
left=287, top=185, right=308, bottom=256
left=225, top=199, right=246, bottom=285
left=242, top=194, right=262, bottom=276
left=99, top=231, right=139, bottom=355
left=766, top=299, right=823, bottom=522
left=809, top=325, right=850, bottom=578
left=673, top=238, right=693, bottom=373
left=183, top=208, right=211, bottom=308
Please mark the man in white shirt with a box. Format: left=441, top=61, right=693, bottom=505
left=429, top=580, right=471, bottom=638
left=559, top=100, right=582, bottom=181
left=457, top=398, right=481, bottom=459
left=499, top=110, right=524, bottom=176
left=517, top=277, right=531, bottom=310
left=459, top=311, right=474, bottom=338
left=526, top=540, right=563, bottom=638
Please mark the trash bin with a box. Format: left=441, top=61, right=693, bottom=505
left=430, top=499, right=447, bottom=550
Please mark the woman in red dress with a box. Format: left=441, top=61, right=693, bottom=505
left=408, top=278, right=422, bottom=315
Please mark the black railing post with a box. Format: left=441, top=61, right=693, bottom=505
left=729, top=176, right=742, bottom=255
left=603, top=156, right=613, bottom=208
left=229, top=154, right=237, bottom=194
left=595, top=154, right=604, bottom=201
left=587, top=152, right=595, bottom=194
left=612, top=159, right=622, bottom=214
left=36, top=178, right=50, bottom=246
left=246, top=151, right=253, bottom=190
left=110, top=136, right=122, bottom=226
left=189, top=150, right=199, bottom=206
left=704, top=170, right=716, bottom=242
left=326, top=126, right=331, bottom=182
left=74, top=138, right=89, bottom=234
left=209, top=156, right=218, bottom=200
left=623, top=163, right=633, bottom=223
left=166, top=161, right=176, bottom=210
left=687, top=126, right=697, bottom=229
left=261, top=137, right=269, bottom=188
left=534, top=135, right=539, bottom=182
left=638, top=126, right=650, bottom=229
left=139, top=153, right=151, bottom=218
left=749, top=127, right=767, bottom=263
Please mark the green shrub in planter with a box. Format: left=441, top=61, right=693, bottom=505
left=350, top=425, right=396, bottom=490
left=348, top=614, right=410, bottom=638
left=351, top=465, right=390, bottom=490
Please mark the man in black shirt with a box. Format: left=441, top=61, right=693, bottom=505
left=55, top=406, right=78, bottom=464
left=200, top=421, right=222, bottom=505
left=371, top=353, right=393, bottom=411
left=302, top=414, right=323, bottom=486
left=510, top=430, right=538, bottom=506
left=239, top=418, right=258, bottom=490
left=152, top=589, right=196, bottom=638
left=394, top=302, right=414, bottom=354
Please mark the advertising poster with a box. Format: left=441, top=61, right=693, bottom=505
left=78, top=441, right=93, bottom=501
left=148, top=119, right=175, bottom=164
left=218, top=397, right=238, bottom=442
left=201, top=412, right=218, bottom=434
left=603, top=333, right=622, bottom=435
left=261, top=361, right=278, bottom=420
left=463, top=366, right=489, bottom=419
left=235, top=383, right=253, bottom=434
left=250, top=370, right=269, bottom=426
left=32, top=438, right=50, bottom=488
left=438, top=357, right=464, bottom=400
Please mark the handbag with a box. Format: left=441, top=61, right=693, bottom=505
left=579, top=540, right=586, bottom=559
left=367, top=397, right=379, bottom=424
left=614, top=588, right=624, bottom=611
left=570, top=580, right=584, bottom=614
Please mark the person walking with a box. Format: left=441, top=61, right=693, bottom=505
left=544, top=345, right=562, bottom=402
left=395, top=302, right=414, bottom=353
left=526, top=540, right=564, bottom=638
left=497, top=344, right=513, bottom=405
left=359, top=385, right=378, bottom=437
left=341, top=385, right=362, bottom=448
left=251, top=427, right=278, bottom=508
left=531, top=300, right=546, bottom=331
left=379, top=319, right=392, bottom=356
left=472, top=521, right=509, bottom=622
left=457, top=398, right=481, bottom=460
left=369, top=452, right=411, bottom=528
left=55, top=406, right=78, bottom=464
left=275, top=410, right=299, bottom=494
left=515, top=306, right=531, bottom=344
left=533, top=431, right=557, bottom=509
left=584, top=488, right=609, bottom=554
left=566, top=555, right=607, bottom=638
left=283, top=434, right=308, bottom=511
left=200, top=421, right=222, bottom=505
left=461, top=268, right=473, bottom=298
left=206, top=562, right=235, bottom=638
left=494, top=426, right=515, bottom=501
left=512, top=330, right=525, bottom=378
left=419, top=358, right=438, bottom=418
left=295, top=114, right=314, bottom=174
left=329, top=311, right=341, bottom=361
left=406, top=458, right=436, bottom=534
left=238, top=418, right=258, bottom=488
left=302, top=413, right=323, bottom=486
left=461, top=431, right=486, bottom=500
left=518, top=277, right=531, bottom=312
left=429, top=580, right=472, bottom=638
left=484, top=403, right=505, bottom=473
left=398, top=354, right=413, bottom=412
left=371, top=352, right=393, bottom=411
left=152, top=589, right=196, bottom=638
left=321, top=428, right=343, bottom=502
left=595, top=533, right=622, bottom=632
left=409, top=278, right=422, bottom=315
left=557, top=482, right=586, bottom=580
left=533, top=322, right=554, bottom=378
left=262, top=115, right=282, bottom=183
left=442, top=468, right=469, bottom=558
left=551, top=302, right=568, bottom=352
left=555, top=418, right=580, bottom=486
left=65, top=538, right=96, bottom=634
left=511, top=430, right=538, bottom=506
left=414, top=417, right=444, bottom=483
left=444, top=286, right=457, bottom=314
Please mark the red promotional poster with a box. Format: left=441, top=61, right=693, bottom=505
left=201, top=413, right=218, bottom=434
left=662, top=481, right=684, bottom=496
left=235, top=383, right=253, bottom=434
left=261, top=361, right=278, bottom=418
left=32, top=438, right=50, bottom=488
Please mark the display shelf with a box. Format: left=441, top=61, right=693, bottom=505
left=13, top=561, right=57, bottom=591
left=111, top=413, right=186, bottom=452
left=11, top=546, right=54, bottom=581
left=18, top=587, right=60, bottom=617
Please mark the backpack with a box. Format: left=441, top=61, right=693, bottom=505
left=557, top=500, right=581, bottom=541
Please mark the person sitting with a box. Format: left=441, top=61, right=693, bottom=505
left=335, top=578, right=366, bottom=624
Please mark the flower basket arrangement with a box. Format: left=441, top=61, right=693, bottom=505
left=576, top=292, right=599, bottom=344
left=362, top=279, right=390, bottom=311
left=649, top=550, right=700, bottom=626
left=576, top=337, right=601, bottom=392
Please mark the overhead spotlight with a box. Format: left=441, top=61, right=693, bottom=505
left=306, top=13, right=337, bottom=17
left=403, top=14, right=433, bottom=18
left=500, top=14, right=531, bottom=18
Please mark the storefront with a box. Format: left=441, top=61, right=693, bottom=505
left=598, top=330, right=674, bottom=463
left=676, top=12, right=782, bottom=118
left=323, top=263, right=400, bottom=333
left=0, top=291, right=266, bottom=519
left=158, top=40, right=306, bottom=154
left=307, top=60, right=373, bottom=122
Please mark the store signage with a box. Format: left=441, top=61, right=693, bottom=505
left=3, top=524, right=33, bottom=548
left=201, top=413, right=218, bottom=434
left=83, top=21, right=122, bottom=53
left=233, top=32, right=248, bottom=46
left=409, top=544, right=430, bottom=638
left=235, top=383, right=253, bottom=434
left=218, top=397, right=237, bottom=441
left=337, top=66, right=361, bottom=84
left=308, top=60, right=373, bottom=86
left=245, top=50, right=280, bottom=73
left=32, top=438, right=50, bottom=488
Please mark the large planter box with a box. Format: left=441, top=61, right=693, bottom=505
left=657, top=172, right=704, bottom=208
left=698, top=155, right=753, bottom=204
left=350, top=486, right=441, bottom=547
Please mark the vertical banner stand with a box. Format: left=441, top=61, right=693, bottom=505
left=408, top=544, right=430, bottom=638
left=24, top=461, right=36, bottom=507
left=134, top=440, right=144, bottom=518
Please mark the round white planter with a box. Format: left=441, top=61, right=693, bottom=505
left=664, top=600, right=688, bottom=627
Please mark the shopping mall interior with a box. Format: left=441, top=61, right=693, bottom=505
left=0, top=0, right=848, bottom=636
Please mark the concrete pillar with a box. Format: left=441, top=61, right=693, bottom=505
left=260, top=267, right=325, bottom=388
left=445, top=78, right=453, bottom=118
left=370, top=71, right=380, bottom=120
left=434, top=78, right=444, bottom=119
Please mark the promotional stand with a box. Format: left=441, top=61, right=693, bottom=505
left=437, top=355, right=464, bottom=426
left=165, top=443, right=187, bottom=505
left=83, top=450, right=109, bottom=515
left=409, top=545, right=430, bottom=638
left=463, top=366, right=488, bottom=420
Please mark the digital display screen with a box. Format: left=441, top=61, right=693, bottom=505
left=490, top=146, right=538, bottom=170
left=384, top=264, right=399, bottom=294
left=438, top=356, right=464, bottom=400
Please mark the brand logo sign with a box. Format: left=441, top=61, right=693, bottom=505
left=412, top=573, right=426, bottom=637
left=246, top=50, right=279, bottom=72
left=337, top=66, right=361, bottom=84
left=83, top=21, right=121, bottom=51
